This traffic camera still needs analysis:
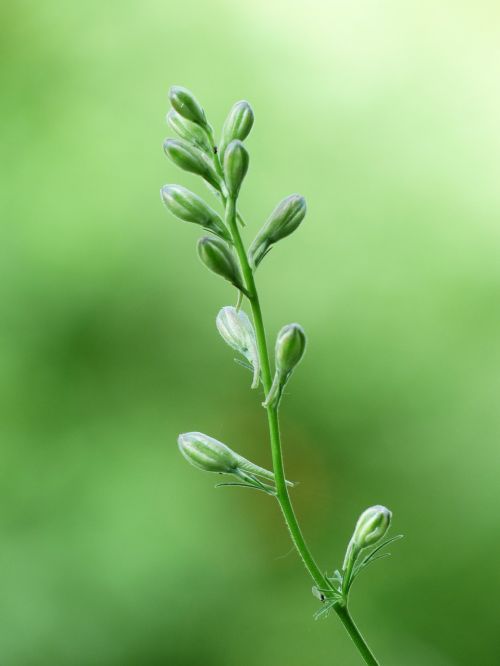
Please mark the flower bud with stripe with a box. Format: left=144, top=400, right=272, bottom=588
left=161, top=185, right=230, bottom=242
left=216, top=306, right=260, bottom=388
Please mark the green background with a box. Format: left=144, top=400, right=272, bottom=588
left=2, top=1, right=500, bottom=664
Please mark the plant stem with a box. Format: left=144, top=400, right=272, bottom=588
left=335, top=605, right=380, bottom=666
left=224, top=194, right=379, bottom=666
left=225, top=198, right=326, bottom=586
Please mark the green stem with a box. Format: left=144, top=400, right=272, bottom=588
left=225, top=198, right=325, bottom=586
left=335, top=605, right=380, bottom=666
left=223, top=194, right=379, bottom=666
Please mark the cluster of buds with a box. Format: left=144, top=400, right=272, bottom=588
left=162, top=86, right=257, bottom=294
left=162, top=85, right=310, bottom=410
left=163, top=87, right=400, bottom=641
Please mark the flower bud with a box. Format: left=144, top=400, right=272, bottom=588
left=249, top=194, right=307, bottom=268
left=223, top=140, right=249, bottom=199
left=216, top=306, right=260, bottom=388
left=263, top=324, right=306, bottom=408
left=164, top=139, right=220, bottom=190
left=167, top=109, right=212, bottom=154
left=197, top=237, right=246, bottom=293
left=275, top=323, right=306, bottom=379
left=351, top=505, right=392, bottom=550
left=219, top=101, right=254, bottom=161
left=168, top=85, right=208, bottom=129
left=161, top=184, right=230, bottom=242
left=178, top=431, right=292, bottom=490
left=178, top=432, right=238, bottom=473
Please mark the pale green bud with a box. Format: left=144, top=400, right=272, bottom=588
left=342, top=505, right=392, bottom=575
left=275, top=323, right=306, bottom=379
left=216, top=306, right=260, bottom=388
left=263, top=323, right=306, bottom=408
left=167, top=109, right=212, bottom=154
left=219, top=101, right=254, bottom=161
left=161, top=185, right=230, bottom=242
left=164, top=139, right=220, bottom=191
left=197, top=237, right=247, bottom=294
left=249, top=194, right=306, bottom=268
left=178, top=432, right=238, bottom=473
left=351, top=505, right=392, bottom=550
left=169, top=85, right=208, bottom=129
left=178, top=431, right=293, bottom=490
left=223, top=140, right=249, bottom=199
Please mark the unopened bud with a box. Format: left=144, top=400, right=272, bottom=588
left=164, top=139, right=220, bottom=190
left=351, top=505, right=392, bottom=550
left=341, top=505, right=394, bottom=592
left=161, top=185, right=230, bottom=242
left=178, top=431, right=293, bottom=490
left=178, top=432, right=238, bottom=473
left=263, top=324, right=306, bottom=408
left=197, top=237, right=246, bottom=294
left=169, top=85, right=209, bottom=129
left=216, top=306, right=260, bottom=388
left=249, top=194, right=307, bottom=268
left=223, top=140, right=249, bottom=199
left=167, top=109, right=212, bottom=154
left=219, top=101, right=254, bottom=161
left=275, top=323, right=306, bottom=379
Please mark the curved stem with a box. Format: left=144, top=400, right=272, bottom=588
left=223, top=194, right=379, bottom=665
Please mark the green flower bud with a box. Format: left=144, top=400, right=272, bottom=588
left=167, top=109, right=212, bottom=154
left=164, top=139, right=220, bottom=191
left=197, top=237, right=247, bottom=294
left=275, top=323, right=306, bottom=379
left=219, top=101, right=254, bottom=161
left=342, top=505, right=392, bottom=578
left=178, top=431, right=293, bottom=491
left=178, top=432, right=239, bottom=473
left=263, top=324, right=306, bottom=408
left=169, top=85, right=208, bottom=129
left=216, top=306, right=260, bottom=388
left=161, top=184, right=230, bottom=242
left=223, top=140, right=249, bottom=199
left=351, top=505, right=392, bottom=550
left=249, top=194, right=307, bottom=268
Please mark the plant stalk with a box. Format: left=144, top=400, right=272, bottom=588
left=336, top=605, right=380, bottom=666
left=224, top=193, right=379, bottom=666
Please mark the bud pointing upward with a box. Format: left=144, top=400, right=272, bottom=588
left=169, top=85, right=209, bottom=130
left=341, top=505, right=393, bottom=593
left=249, top=194, right=307, bottom=268
left=224, top=140, right=249, bottom=199
left=350, top=505, right=392, bottom=551
left=264, top=323, right=307, bottom=408
left=167, top=109, right=212, bottom=155
left=219, top=100, right=254, bottom=161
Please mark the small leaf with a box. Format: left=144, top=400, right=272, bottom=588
left=215, top=481, right=275, bottom=495
left=358, top=534, right=404, bottom=570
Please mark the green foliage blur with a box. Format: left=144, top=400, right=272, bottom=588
left=2, top=1, right=500, bottom=664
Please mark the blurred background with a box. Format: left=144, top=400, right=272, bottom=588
left=2, top=0, right=500, bottom=664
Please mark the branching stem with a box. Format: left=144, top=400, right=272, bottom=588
left=224, top=196, right=379, bottom=666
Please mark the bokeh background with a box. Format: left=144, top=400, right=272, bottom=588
left=2, top=1, right=500, bottom=664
